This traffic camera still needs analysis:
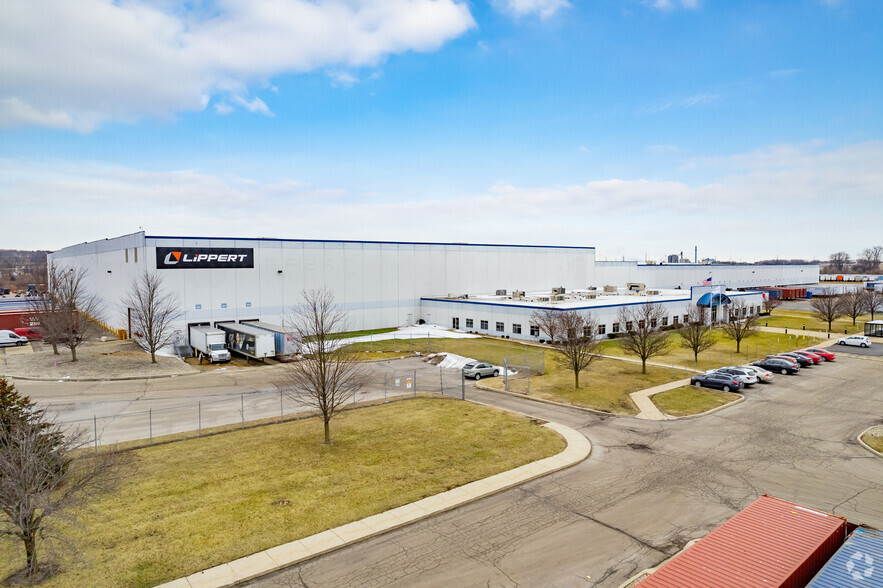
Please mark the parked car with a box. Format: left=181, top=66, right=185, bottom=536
left=804, top=347, right=835, bottom=361
left=792, top=350, right=822, bottom=365
left=753, top=358, right=801, bottom=375
left=462, top=362, right=500, bottom=380
left=705, top=367, right=758, bottom=386
left=0, top=330, right=29, bottom=346
left=13, top=327, right=43, bottom=340
left=776, top=352, right=812, bottom=367
left=740, top=365, right=774, bottom=383
left=837, top=335, right=872, bottom=348
left=691, top=372, right=744, bottom=392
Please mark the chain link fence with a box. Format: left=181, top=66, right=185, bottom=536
left=54, top=365, right=470, bottom=449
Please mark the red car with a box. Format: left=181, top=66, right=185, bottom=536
left=13, top=327, right=43, bottom=340
left=804, top=347, right=835, bottom=361
left=793, top=350, right=822, bottom=364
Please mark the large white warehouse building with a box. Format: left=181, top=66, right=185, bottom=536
left=48, top=232, right=817, bottom=344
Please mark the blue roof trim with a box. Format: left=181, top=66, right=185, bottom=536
left=420, top=297, right=691, bottom=311
left=145, top=235, right=594, bottom=250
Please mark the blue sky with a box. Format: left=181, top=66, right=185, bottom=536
left=1, top=0, right=881, bottom=261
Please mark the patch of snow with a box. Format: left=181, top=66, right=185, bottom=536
left=431, top=353, right=517, bottom=376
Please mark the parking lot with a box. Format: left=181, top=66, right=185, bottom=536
left=251, top=351, right=883, bottom=588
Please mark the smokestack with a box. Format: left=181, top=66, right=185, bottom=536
left=694, top=245, right=697, bottom=264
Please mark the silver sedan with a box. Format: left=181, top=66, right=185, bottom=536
left=462, top=362, right=500, bottom=380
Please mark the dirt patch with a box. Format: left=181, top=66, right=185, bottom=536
left=0, top=339, right=198, bottom=380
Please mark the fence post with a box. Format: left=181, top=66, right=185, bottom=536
left=280, top=390, right=285, bottom=421
left=241, top=394, right=245, bottom=428
left=93, top=415, right=98, bottom=453
left=439, top=366, right=443, bottom=396
left=461, top=370, right=465, bottom=400
left=149, top=408, right=153, bottom=445
left=504, top=358, right=509, bottom=391
left=413, top=370, right=417, bottom=398
left=198, top=401, right=201, bottom=436
left=384, top=376, right=388, bottom=402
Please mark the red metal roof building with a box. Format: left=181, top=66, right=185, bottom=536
left=638, top=495, right=847, bottom=588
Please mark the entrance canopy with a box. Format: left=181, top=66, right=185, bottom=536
left=696, top=292, right=732, bottom=307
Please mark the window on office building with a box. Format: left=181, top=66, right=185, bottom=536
left=612, top=322, right=620, bottom=333
left=598, top=324, right=606, bottom=335
left=650, top=318, right=657, bottom=328
left=626, top=321, right=633, bottom=332
left=452, top=317, right=459, bottom=329
left=683, top=314, right=689, bottom=324
left=512, top=323, right=522, bottom=334
left=530, top=325, right=540, bottom=337
left=638, top=319, right=645, bottom=329
left=661, top=316, right=668, bottom=326
left=672, top=315, right=679, bottom=325
left=465, top=318, right=473, bottom=328
left=481, top=320, right=488, bottom=330
left=496, top=322, right=504, bottom=332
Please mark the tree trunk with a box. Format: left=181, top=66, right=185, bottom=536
left=574, top=370, right=580, bottom=389
left=24, top=532, right=37, bottom=576
left=71, top=345, right=77, bottom=362
left=151, top=350, right=157, bottom=364
left=52, top=342, right=59, bottom=355
left=323, top=418, right=331, bottom=445
left=736, top=339, right=741, bottom=353
left=694, top=351, right=698, bottom=364
left=641, top=358, right=647, bottom=374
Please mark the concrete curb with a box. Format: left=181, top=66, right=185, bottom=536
left=2, top=370, right=201, bottom=382
left=669, top=394, right=746, bottom=420
left=857, top=427, right=883, bottom=459
left=154, top=421, right=591, bottom=588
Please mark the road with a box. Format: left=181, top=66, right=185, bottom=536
left=250, top=353, right=883, bottom=588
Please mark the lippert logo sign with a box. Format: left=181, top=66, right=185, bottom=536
left=155, top=247, right=254, bottom=269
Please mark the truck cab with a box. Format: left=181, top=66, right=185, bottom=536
left=206, top=342, right=231, bottom=363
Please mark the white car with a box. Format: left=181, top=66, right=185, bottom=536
left=837, top=335, right=872, bottom=348
left=741, top=365, right=774, bottom=383
left=706, top=366, right=758, bottom=386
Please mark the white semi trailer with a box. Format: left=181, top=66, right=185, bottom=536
left=215, top=322, right=276, bottom=361
left=189, top=325, right=232, bottom=363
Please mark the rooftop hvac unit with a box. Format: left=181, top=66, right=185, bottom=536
left=627, top=282, right=646, bottom=292
left=495, top=289, right=507, bottom=296
left=584, top=291, right=599, bottom=299
left=587, top=286, right=597, bottom=291
left=646, top=289, right=661, bottom=295
left=552, top=295, right=565, bottom=301
left=536, top=296, right=550, bottom=302
left=552, top=286, right=566, bottom=295
left=603, top=285, right=617, bottom=293
left=512, top=290, right=525, bottom=298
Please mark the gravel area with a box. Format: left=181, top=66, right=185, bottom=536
left=0, top=339, right=198, bottom=380
left=866, top=425, right=883, bottom=438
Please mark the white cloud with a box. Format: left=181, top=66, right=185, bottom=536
left=328, top=71, right=361, bottom=86
left=650, top=0, right=700, bottom=10
left=637, top=93, right=718, bottom=115
left=490, top=0, right=570, bottom=19
left=3, top=141, right=880, bottom=261
left=214, top=103, right=234, bottom=115
left=231, top=96, right=273, bottom=116
left=0, top=0, right=476, bottom=131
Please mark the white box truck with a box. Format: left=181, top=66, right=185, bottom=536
left=216, top=322, right=276, bottom=361
left=189, top=325, right=232, bottom=363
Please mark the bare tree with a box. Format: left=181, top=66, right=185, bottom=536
left=857, top=246, right=883, bottom=273
left=679, top=306, right=716, bottom=364
left=38, top=264, right=102, bottom=362
left=810, top=294, right=846, bottom=332
left=122, top=272, right=182, bottom=363
left=841, top=289, right=868, bottom=326
left=550, top=311, right=601, bottom=388
left=829, top=251, right=850, bottom=272
left=530, top=307, right=560, bottom=343
left=616, top=303, right=672, bottom=374
left=0, top=378, right=130, bottom=580
left=865, top=289, right=883, bottom=321
left=762, top=295, right=782, bottom=315
left=719, top=300, right=758, bottom=353
left=284, top=290, right=370, bottom=444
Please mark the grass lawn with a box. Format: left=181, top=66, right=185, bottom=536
left=598, top=330, right=823, bottom=372
left=308, top=327, right=399, bottom=341
left=482, top=358, right=685, bottom=414
left=344, top=337, right=547, bottom=370
left=762, top=309, right=871, bottom=334
left=0, top=398, right=563, bottom=587
left=652, top=386, right=742, bottom=417
left=862, top=432, right=883, bottom=454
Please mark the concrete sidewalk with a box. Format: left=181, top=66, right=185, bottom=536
left=155, top=420, right=591, bottom=588
left=629, top=379, right=692, bottom=420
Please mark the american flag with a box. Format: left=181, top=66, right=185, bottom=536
left=701, top=276, right=712, bottom=285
